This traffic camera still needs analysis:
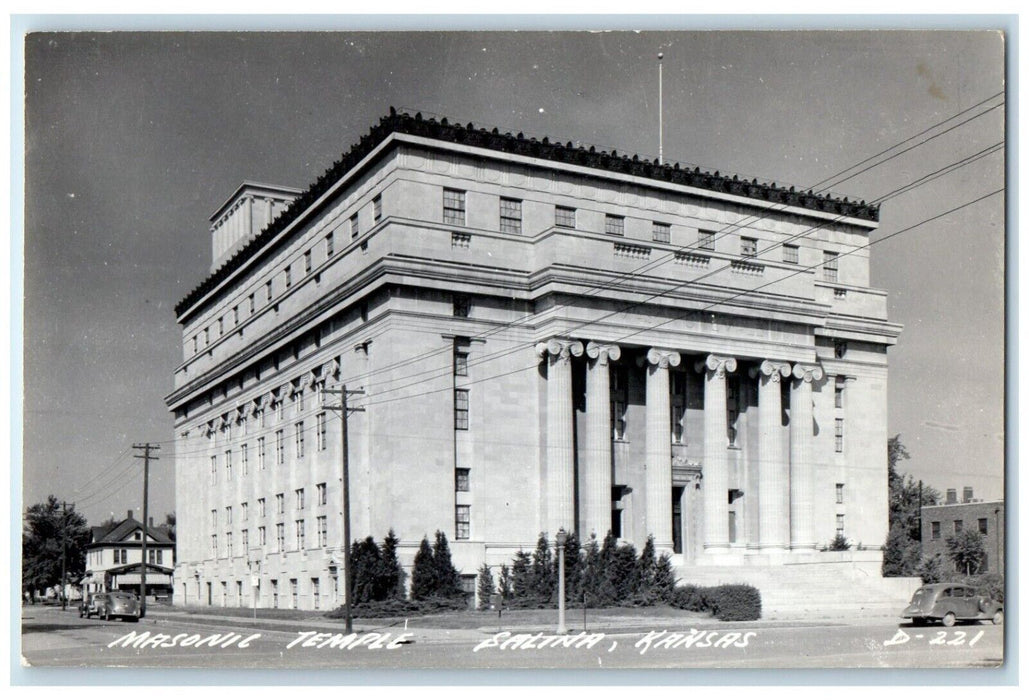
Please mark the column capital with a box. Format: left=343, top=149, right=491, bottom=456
left=641, top=347, right=681, bottom=369
left=695, top=354, right=737, bottom=377
left=585, top=341, right=621, bottom=365
left=535, top=337, right=584, bottom=361
left=791, top=363, right=824, bottom=383
left=749, top=359, right=792, bottom=382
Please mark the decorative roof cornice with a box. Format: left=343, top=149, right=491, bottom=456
left=175, top=107, right=879, bottom=318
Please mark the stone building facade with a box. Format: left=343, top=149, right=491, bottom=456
left=167, top=110, right=901, bottom=610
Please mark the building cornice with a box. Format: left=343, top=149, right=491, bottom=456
left=175, top=108, right=879, bottom=319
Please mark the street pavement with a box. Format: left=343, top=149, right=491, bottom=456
left=19, top=603, right=1005, bottom=672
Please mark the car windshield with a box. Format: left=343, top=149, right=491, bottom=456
left=111, top=594, right=135, bottom=601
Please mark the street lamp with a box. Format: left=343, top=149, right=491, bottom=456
left=556, top=528, right=568, bottom=634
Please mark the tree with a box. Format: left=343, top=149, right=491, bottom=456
left=882, top=434, right=941, bottom=576
left=379, top=529, right=405, bottom=600
left=349, top=536, right=384, bottom=604
left=163, top=512, right=177, bottom=541
left=530, top=533, right=555, bottom=604
left=917, top=553, right=946, bottom=584
left=431, top=530, right=463, bottom=599
left=476, top=563, right=495, bottom=610
left=946, top=530, right=986, bottom=575
left=22, top=496, right=90, bottom=595
left=497, top=564, right=513, bottom=600
left=410, top=536, right=436, bottom=600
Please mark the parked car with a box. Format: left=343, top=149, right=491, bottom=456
left=902, top=583, right=1003, bottom=627
left=79, top=593, right=101, bottom=619
left=93, top=592, right=141, bottom=622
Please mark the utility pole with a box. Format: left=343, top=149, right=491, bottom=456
left=133, top=443, right=159, bottom=617
left=324, top=385, right=364, bottom=634
left=60, top=501, right=69, bottom=610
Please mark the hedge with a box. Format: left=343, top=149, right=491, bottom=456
left=669, top=583, right=762, bottom=621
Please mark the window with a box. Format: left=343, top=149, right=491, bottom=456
left=295, top=520, right=305, bottom=550
left=258, top=497, right=266, bottom=517
left=258, top=437, right=266, bottom=471
left=249, top=293, right=255, bottom=315
left=835, top=418, right=844, bottom=453
left=783, top=244, right=799, bottom=264
left=113, top=549, right=121, bottom=564
left=290, top=579, right=299, bottom=608
left=500, top=197, right=522, bottom=234
left=727, top=376, right=740, bottom=446
left=233, top=306, right=239, bottom=327
left=295, top=422, right=305, bottom=458
left=258, top=526, right=266, bottom=546
left=285, top=266, right=292, bottom=290
left=276, top=429, right=284, bottom=464
left=276, top=493, right=284, bottom=514
left=954, top=520, right=963, bottom=534
left=455, top=505, right=470, bottom=540
left=241, top=501, right=248, bottom=521
left=824, top=250, right=839, bottom=282
left=271, top=580, right=279, bottom=608
left=226, top=506, right=233, bottom=525
left=265, top=280, right=273, bottom=302
left=454, top=389, right=469, bottom=430
left=304, top=249, right=312, bottom=274
left=276, top=523, right=285, bottom=552
left=443, top=188, right=466, bottom=225
left=241, top=444, right=248, bottom=475
left=373, top=194, right=382, bottom=223
left=295, top=488, right=305, bottom=510
left=454, top=348, right=469, bottom=376
left=612, top=400, right=626, bottom=441
left=740, top=237, right=757, bottom=257
left=317, top=516, right=328, bottom=548
left=555, top=205, right=576, bottom=228
left=218, top=317, right=224, bottom=337
left=211, top=534, right=218, bottom=556
left=225, top=450, right=232, bottom=480
left=835, top=383, right=844, bottom=409
left=456, top=468, right=470, bottom=492
left=326, top=231, right=334, bottom=257
left=836, top=514, right=845, bottom=536
left=317, top=413, right=327, bottom=451
left=836, top=483, right=844, bottom=504
left=157, top=549, right=163, bottom=565
left=653, top=221, right=670, bottom=243
left=698, top=229, right=715, bottom=251
left=978, top=518, right=988, bottom=535
left=453, top=294, right=470, bottom=318
left=834, top=341, right=848, bottom=359
left=671, top=404, right=685, bottom=444
left=350, top=212, right=360, bottom=240
left=931, top=521, right=941, bottom=539
left=604, top=214, right=625, bottom=236
left=314, top=482, right=326, bottom=506
left=192, top=335, right=198, bottom=354
left=210, top=456, right=217, bottom=484
left=226, top=533, right=233, bottom=558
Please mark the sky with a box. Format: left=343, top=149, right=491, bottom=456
left=19, top=28, right=1006, bottom=526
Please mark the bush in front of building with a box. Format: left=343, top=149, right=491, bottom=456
left=668, top=583, right=762, bottom=621
left=917, top=553, right=946, bottom=584
left=411, top=530, right=464, bottom=601
left=961, top=573, right=1004, bottom=604
left=476, top=563, right=495, bottom=611
left=828, top=534, right=852, bottom=551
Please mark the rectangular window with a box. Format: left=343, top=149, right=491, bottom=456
left=783, top=244, right=799, bottom=264
left=266, top=280, right=273, bottom=302
left=671, top=404, right=685, bottom=444
left=258, top=498, right=266, bottom=517
left=276, top=430, right=284, bottom=464
left=225, top=450, right=232, bottom=480
left=304, top=249, right=312, bottom=274
left=836, top=514, right=845, bottom=536
left=113, top=549, right=121, bottom=564
left=317, top=516, right=328, bottom=548
left=258, top=437, right=266, bottom=471
left=226, top=506, right=232, bottom=525
left=295, top=520, right=305, bottom=550
left=835, top=384, right=844, bottom=409
left=604, top=214, right=625, bottom=236
left=317, top=412, right=327, bottom=450
left=652, top=221, right=670, bottom=243
left=249, top=293, right=255, bottom=315
left=241, top=501, right=248, bottom=521
left=218, top=317, right=224, bottom=336
left=285, top=266, right=292, bottom=290
left=555, top=205, right=576, bottom=228
left=312, top=577, right=320, bottom=608
left=226, top=533, right=233, bottom=558
left=258, top=526, right=266, bottom=546
left=443, top=188, right=466, bottom=225
left=740, top=236, right=757, bottom=257
left=241, top=444, right=248, bottom=475
left=317, top=482, right=327, bottom=506
left=954, top=520, right=963, bottom=534
left=836, top=483, right=844, bottom=504
left=698, top=229, right=715, bottom=251
left=612, top=400, right=626, bottom=441
left=373, top=194, right=383, bottom=223
left=455, top=468, right=470, bottom=492
left=454, top=348, right=469, bottom=377
left=326, top=231, right=334, bottom=257
left=276, top=523, right=285, bottom=552
left=454, top=388, right=470, bottom=430
left=210, top=456, right=217, bottom=484
left=211, top=534, right=218, bottom=556
left=295, top=422, right=304, bottom=458
left=929, top=521, right=941, bottom=539
left=453, top=294, right=470, bottom=318
left=726, top=377, right=740, bottom=446
left=192, top=335, right=198, bottom=354
left=233, top=306, right=239, bottom=327
left=157, top=550, right=163, bottom=565
left=978, top=518, right=988, bottom=535
left=455, top=505, right=470, bottom=540
left=835, top=418, right=844, bottom=453
left=499, top=197, right=522, bottom=234
left=276, top=493, right=284, bottom=514
left=290, top=579, right=298, bottom=608
left=824, top=250, right=839, bottom=282
left=350, top=212, right=360, bottom=240
left=295, top=488, right=305, bottom=510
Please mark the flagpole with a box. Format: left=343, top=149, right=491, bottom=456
left=658, top=52, right=664, bottom=165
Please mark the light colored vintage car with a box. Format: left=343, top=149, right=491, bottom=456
left=94, top=591, right=142, bottom=622
left=902, top=583, right=1003, bottom=627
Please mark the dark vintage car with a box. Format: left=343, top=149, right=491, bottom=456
left=902, top=583, right=1003, bottom=627
left=78, top=593, right=101, bottom=618
left=93, top=592, right=142, bottom=622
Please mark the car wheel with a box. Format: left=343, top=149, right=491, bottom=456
left=942, top=612, right=957, bottom=627
left=992, top=611, right=1003, bottom=625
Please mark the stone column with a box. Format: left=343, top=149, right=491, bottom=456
left=697, top=354, right=737, bottom=553
left=749, top=360, right=791, bottom=551
left=643, top=348, right=681, bottom=552
left=583, top=342, right=620, bottom=539
left=789, top=363, right=824, bottom=550
left=535, top=338, right=584, bottom=536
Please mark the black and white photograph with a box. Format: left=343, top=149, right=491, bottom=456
left=15, top=22, right=1008, bottom=677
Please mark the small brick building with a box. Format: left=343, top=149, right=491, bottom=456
left=920, top=491, right=1004, bottom=576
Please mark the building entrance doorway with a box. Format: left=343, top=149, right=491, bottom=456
left=672, top=487, right=684, bottom=554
